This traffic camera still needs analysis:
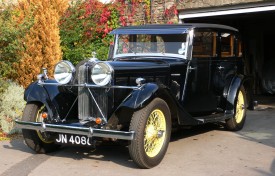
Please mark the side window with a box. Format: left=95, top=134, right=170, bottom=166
left=221, top=33, right=234, bottom=57
left=193, top=31, right=217, bottom=58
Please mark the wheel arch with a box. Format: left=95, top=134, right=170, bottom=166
left=225, top=75, right=252, bottom=113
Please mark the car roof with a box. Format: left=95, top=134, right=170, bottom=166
left=110, top=23, right=238, bottom=35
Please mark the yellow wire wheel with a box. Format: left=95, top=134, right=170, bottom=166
left=22, top=103, right=59, bottom=153
left=36, top=107, right=54, bottom=144
left=129, top=98, right=171, bottom=169
left=144, top=109, right=166, bottom=158
left=235, top=90, right=245, bottom=124
left=225, top=86, right=247, bottom=131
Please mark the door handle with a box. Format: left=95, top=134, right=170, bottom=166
left=217, top=66, right=225, bottom=70
left=188, top=66, right=196, bottom=72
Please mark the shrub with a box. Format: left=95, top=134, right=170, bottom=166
left=0, top=81, right=25, bottom=134
left=59, top=0, right=124, bottom=64
left=0, top=2, right=34, bottom=80
left=0, top=78, right=9, bottom=95
left=13, top=0, right=68, bottom=88
left=60, top=0, right=104, bottom=64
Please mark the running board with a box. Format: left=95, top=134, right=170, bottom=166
left=195, top=114, right=233, bottom=123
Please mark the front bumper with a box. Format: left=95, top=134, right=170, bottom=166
left=15, top=120, right=135, bottom=140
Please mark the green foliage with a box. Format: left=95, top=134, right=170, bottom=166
left=59, top=0, right=118, bottom=65
left=0, top=4, right=34, bottom=79
left=0, top=81, right=25, bottom=134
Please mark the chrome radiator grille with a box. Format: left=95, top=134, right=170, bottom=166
left=78, top=64, right=108, bottom=121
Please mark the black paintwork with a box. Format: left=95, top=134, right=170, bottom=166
left=24, top=23, right=253, bottom=129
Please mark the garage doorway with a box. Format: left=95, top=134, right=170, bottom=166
left=179, top=6, right=275, bottom=95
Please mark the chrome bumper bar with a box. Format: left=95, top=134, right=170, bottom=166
left=15, top=120, right=135, bottom=140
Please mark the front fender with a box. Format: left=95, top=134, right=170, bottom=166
left=107, top=83, right=160, bottom=125
left=113, top=83, right=198, bottom=126
left=24, top=80, right=60, bottom=121
left=120, top=83, right=159, bottom=110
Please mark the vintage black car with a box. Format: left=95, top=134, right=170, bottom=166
left=16, top=23, right=253, bottom=168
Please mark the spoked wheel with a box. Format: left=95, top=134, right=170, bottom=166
left=22, top=103, right=60, bottom=153
left=129, top=98, right=171, bottom=168
left=226, top=86, right=247, bottom=131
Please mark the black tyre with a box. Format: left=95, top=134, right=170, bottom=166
left=22, top=103, right=59, bottom=153
left=129, top=98, right=171, bottom=168
left=225, top=86, right=247, bottom=131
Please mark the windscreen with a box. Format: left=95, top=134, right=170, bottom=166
left=114, top=34, right=188, bottom=58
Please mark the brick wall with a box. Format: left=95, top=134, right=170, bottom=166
left=151, top=0, right=176, bottom=23
left=178, top=0, right=267, bottom=10
left=128, top=0, right=177, bottom=24
left=130, top=0, right=268, bottom=24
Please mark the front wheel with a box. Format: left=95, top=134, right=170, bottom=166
left=129, top=98, right=171, bottom=168
left=22, top=103, right=60, bottom=153
left=225, top=86, right=247, bottom=131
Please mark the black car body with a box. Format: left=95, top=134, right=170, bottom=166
left=16, top=23, right=253, bottom=168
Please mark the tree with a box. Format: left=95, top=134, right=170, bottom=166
left=59, top=0, right=109, bottom=64
left=0, top=2, right=34, bottom=80
left=13, top=0, right=68, bottom=88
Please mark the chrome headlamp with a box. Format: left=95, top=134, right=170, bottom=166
left=54, top=60, right=75, bottom=84
left=91, top=62, right=113, bottom=86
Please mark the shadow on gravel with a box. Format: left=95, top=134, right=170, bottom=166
left=238, top=109, right=275, bottom=148
left=52, top=143, right=137, bottom=168
left=3, top=124, right=223, bottom=169
left=237, top=95, right=275, bottom=176
left=252, top=158, right=275, bottom=176
left=1, top=138, right=52, bottom=176
left=237, top=95, right=275, bottom=148
left=4, top=136, right=137, bottom=168
left=3, top=137, right=34, bottom=154
left=170, top=123, right=223, bottom=142
left=52, top=124, right=223, bottom=168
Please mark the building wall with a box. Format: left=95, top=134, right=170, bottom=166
left=151, top=0, right=176, bottom=23
left=131, top=0, right=269, bottom=24
left=125, top=0, right=176, bottom=25
left=178, top=0, right=267, bottom=10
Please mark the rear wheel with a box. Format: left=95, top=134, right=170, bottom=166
left=226, top=86, right=247, bottom=131
left=129, top=98, right=171, bottom=168
left=22, top=103, right=59, bottom=153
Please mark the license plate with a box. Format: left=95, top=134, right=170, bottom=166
left=55, top=133, right=92, bottom=146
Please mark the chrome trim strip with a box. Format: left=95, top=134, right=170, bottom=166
left=181, top=29, right=194, bottom=101
left=38, top=82, right=141, bottom=90
left=171, top=74, right=180, bottom=76
left=15, top=120, right=135, bottom=140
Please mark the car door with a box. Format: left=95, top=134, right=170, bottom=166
left=182, top=30, right=218, bottom=115
left=212, top=32, right=238, bottom=110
